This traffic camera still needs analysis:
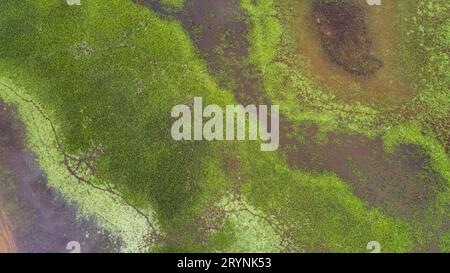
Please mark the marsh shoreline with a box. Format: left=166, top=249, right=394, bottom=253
left=0, top=101, right=118, bottom=253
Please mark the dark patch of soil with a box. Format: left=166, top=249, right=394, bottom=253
left=0, top=101, right=119, bottom=253
left=311, top=0, right=383, bottom=76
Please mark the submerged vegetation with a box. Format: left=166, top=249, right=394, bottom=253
left=0, top=0, right=448, bottom=252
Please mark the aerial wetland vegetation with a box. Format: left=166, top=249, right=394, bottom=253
left=0, top=0, right=449, bottom=252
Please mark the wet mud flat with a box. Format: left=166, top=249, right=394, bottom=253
left=0, top=101, right=119, bottom=253
left=0, top=209, right=16, bottom=252
left=137, top=0, right=446, bottom=220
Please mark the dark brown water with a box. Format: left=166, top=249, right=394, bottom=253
left=0, top=101, right=119, bottom=253
left=285, top=124, right=445, bottom=218
left=311, top=0, right=383, bottom=76
left=294, top=0, right=413, bottom=104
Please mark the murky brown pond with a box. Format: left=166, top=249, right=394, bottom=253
left=0, top=209, right=16, bottom=252
left=294, top=0, right=414, bottom=105
left=0, top=101, right=118, bottom=252
left=312, top=0, right=383, bottom=76
left=285, top=123, right=446, bottom=218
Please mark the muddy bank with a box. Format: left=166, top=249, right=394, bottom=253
left=0, top=101, right=119, bottom=253
left=285, top=124, right=446, bottom=218
left=0, top=209, right=16, bottom=253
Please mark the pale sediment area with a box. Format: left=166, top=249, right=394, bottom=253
left=0, top=209, right=16, bottom=253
